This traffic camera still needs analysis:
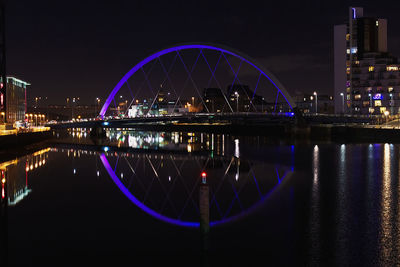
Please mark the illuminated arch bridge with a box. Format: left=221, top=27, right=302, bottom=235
left=100, top=43, right=297, bottom=119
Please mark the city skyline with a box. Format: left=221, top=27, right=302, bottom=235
left=6, top=0, right=400, bottom=105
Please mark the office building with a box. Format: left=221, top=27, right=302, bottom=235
left=0, top=76, right=29, bottom=123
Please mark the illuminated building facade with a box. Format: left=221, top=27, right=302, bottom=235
left=334, top=7, right=400, bottom=115
left=0, top=76, right=29, bottom=123
left=1, top=148, right=49, bottom=206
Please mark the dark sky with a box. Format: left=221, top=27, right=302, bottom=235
left=6, top=0, right=400, bottom=105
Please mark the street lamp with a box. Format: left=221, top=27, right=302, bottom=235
left=368, top=93, right=372, bottom=112
left=192, top=96, right=195, bottom=107
left=313, top=91, right=318, bottom=114
left=340, top=93, right=344, bottom=113
left=262, top=97, right=264, bottom=113
left=390, top=93, right=393, bottom=114
left=234, top=91, right=239, bottom=112
left=95, top=97, right=100, bottom=113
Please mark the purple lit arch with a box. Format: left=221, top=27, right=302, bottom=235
left=100, top=153, right=293, bottom=228
left=99, top=43, right=296, bottom=117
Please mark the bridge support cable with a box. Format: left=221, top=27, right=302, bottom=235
left=157, top=55, right=184, bottom=109
left=122, top=60, right=159, bottom=117
left=200, top=50, right=234, bottom=113
left=274, top=91, right=280, bottom=113
left=222, top=53, right=258, bottom=112
left=172, top=50, right=202, bottom=112
left=100, top=43, right=297, bottom=118
left=176, top=50, right=211, bottom=113
left=222, top=55, right=242, bottom=112
left=249, top=72, right=262, bottom=112
left=140, top=67, right=159, bottom=115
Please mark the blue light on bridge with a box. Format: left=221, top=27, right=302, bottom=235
left=103, top=146, right=109, bottom=152
left=103, top=121, right=109, bottom=126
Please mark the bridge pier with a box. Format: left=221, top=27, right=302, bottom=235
left=89, top=123, right=106, bottom=145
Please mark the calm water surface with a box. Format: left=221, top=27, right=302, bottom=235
left=3, top=130, right=400, bottom=266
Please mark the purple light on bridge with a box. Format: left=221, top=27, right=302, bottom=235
left=99, top=44, right=295, bottom=117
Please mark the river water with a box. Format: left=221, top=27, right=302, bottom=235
left=3, top=129, right=400, bottom=266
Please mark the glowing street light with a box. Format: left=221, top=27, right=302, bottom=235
left=368, top=93, right=372, bottom=112
left=313, top=91, right=318, bottom=114
left=340, top=93, right=344, bottom=113
left=234, top=91, right=239, bottom=112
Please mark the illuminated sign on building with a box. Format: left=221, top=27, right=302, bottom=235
left=373, top=93, right=382, bottom=100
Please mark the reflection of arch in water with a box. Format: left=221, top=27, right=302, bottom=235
left=100, top=153, right=293, bottom=228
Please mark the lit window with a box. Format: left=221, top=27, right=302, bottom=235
left=387, top=66, right=399, bottom=71
left=369, top=66, right=375, bottom=72
left=376, top=21, right=379, bottom=26
left=374, top=100, right=382, bottom=106
left=346, top=95, right=350, bottom=100
left=346, top=49, right=350, bottom=54
left=369, top=107, right=375, bottom=113
left=351, top=47, right=358, bottom=54
left=354, top=94, right=361, bottom=100
left=346, top=34, right=350, bottom=41
left=388, top=87, right=394, bottom=92
left=380, top=107, right=386, bottom=113
left=355, top=60, right=360, bottom=65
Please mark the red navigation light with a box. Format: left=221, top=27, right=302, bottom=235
left=201, top=172, right=207, bottom=178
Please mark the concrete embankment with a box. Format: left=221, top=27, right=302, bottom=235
left=309, top=125, right=400, bottom=143
left=0, top=130, right=52, bottom=151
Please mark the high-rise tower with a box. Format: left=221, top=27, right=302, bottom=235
left=334, top=7, right=400, bottom=115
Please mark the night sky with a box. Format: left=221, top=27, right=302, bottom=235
left=6, top=0, right=400, bottom=105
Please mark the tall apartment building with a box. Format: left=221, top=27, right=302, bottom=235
left=334, top=7, right=400, bottom=115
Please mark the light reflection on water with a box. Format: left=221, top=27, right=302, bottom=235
left=379, top=143, right=399, bottom=265
left=5, top=132, right=400, bottom=265
left=309, top=145, right=320, bottom=263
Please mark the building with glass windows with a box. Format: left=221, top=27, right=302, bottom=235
left=0, top=76, right=30, bottom=123
left=334, top=7, right=400, bottom=115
